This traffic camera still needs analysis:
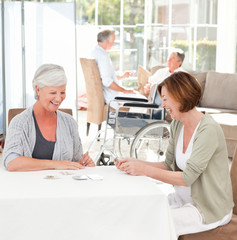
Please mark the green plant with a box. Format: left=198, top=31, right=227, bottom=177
left=172, top=39, right=216, bottom=71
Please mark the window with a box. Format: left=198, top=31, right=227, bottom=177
left=1, top=0, right=77, bottom=132
left=76, top=0, right=221, bottom=73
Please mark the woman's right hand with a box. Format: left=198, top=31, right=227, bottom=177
left=114, top=157, right=138, bottom=170
left=53, top=160, right=85, bottom=170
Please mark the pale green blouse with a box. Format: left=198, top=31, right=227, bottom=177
left=163, top=113, right=234, bottom=224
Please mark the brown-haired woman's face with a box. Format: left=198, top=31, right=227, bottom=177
left=161, top=86, right=181, bottom=120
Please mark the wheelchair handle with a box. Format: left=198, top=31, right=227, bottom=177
left=114, top=97, right=148, bottom=102
left=123, top=102, right=159, bottom=109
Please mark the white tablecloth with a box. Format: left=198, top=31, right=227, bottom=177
left=0, top=166, right=176, bottom=240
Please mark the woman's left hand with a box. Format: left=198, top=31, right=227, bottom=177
left=78, top=152, right=95, bottom=167
left=119, top=159, right=145, bottom=176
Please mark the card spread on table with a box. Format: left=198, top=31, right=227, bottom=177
left=44, top=175, right=60, bottom=180
left=87, top=174, right=104, bottom=180
left=73, top=174, right=103, bottom=181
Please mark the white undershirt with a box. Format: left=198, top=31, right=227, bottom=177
left=172, top=122, right=232, bottom=228
left=174, top=122, right=200, bottom=205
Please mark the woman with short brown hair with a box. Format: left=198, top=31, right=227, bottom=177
left=116, top=71, right=233, bottom=238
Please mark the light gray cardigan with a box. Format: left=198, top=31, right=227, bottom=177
left=3, top=106, right=83, bottom=168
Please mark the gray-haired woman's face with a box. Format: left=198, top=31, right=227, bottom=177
left=35, top=84, right=66, bottom=112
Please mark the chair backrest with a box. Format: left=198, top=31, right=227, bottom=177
left=137, top=65, right=151, bottom=96
left=8, top=108, right=72, bottom=125
left=150, top=65, right=166, bottom=75
left=80, top=58, right=107, bottom=125
left=230, top=146, right=237, bottom=214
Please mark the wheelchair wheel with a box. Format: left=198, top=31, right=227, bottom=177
left=130, top=122, right=170, bottom=162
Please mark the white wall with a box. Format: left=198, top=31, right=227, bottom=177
left=216, top=0, right=237, bottom=73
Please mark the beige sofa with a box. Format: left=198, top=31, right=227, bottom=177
left=191, top=71, right=237, bottom=158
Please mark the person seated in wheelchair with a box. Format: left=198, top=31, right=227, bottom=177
left=115, top=71, right=233, bottom=238
left=144, top=50, right=186, bottom=98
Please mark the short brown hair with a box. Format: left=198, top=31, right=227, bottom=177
left=157, top=71, right=202, bottom=112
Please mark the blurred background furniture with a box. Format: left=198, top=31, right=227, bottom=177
left=150, top=65, right=166, bottom=75
left=193, top=71, right=237, bottom=158
left=137, top=65, right=166, bottom=97
left=80, top=58, right=107, bottom=136
left=136, top=65, right=151, bottom=96
left=179, top=146, right=237, bottom=240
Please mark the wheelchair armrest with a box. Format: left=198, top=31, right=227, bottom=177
left=123, top=102, right=159, bottom=109
left=114, top=97, right=148, bottom=102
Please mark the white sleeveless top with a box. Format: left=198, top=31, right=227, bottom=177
left=174, top=122, right=232, bottom=226
left=174, top=122, right=200, bottom=204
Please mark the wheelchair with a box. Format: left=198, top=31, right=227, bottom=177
left=93, top=94, right=171, bottom=166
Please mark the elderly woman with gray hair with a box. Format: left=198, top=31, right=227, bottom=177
left=3, top=64, right=95, bottom=171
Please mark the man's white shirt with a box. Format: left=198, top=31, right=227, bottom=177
left=148, top=67, right=185, bottom=103
left=148, top=66, right=185, bottom=85
left=91, top=45, right=119, bottom=105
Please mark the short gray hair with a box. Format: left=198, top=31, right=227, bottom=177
left=171, top=49, right=185, bottom=65
left=32, top=64, right=67, bottom=100
left=97, top=30, right=115, bottom=43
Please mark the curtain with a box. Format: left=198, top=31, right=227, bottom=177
left=2, top=1, right=77, bottom=131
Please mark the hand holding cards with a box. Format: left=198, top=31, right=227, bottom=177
left=108, top=150, right=119, bottom=162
